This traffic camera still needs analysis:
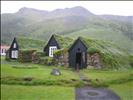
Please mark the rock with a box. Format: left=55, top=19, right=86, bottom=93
left=50, top=68, right=61, bottom=76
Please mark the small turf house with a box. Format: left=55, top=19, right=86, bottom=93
left=69, top=37, right=88, bottom=69
left=43, top=34, right=73, bottom=57
left=43, top=35, right=60, bottom=57
left=8, top=37, right=19, bottom=59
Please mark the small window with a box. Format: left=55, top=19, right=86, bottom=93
left=49, top=46, right=57, bottom=57
left=13, top=43, right=16, bottom=48
left=11, top=50, right=18, bottom=58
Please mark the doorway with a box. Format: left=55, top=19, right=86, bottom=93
left=76, top=52, right=82, bottom=69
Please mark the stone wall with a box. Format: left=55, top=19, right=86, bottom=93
left=87, top=53, right=102, bottom=69
left=54, top=52, right=69, bottom=67
left=54, top=51, right=102, bottom=69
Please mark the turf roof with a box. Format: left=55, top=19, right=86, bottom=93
left=79, top=37, right=127, bottom=55
left=47, top=34, right=74, bottom=48
left=45, top=34, right=127, bottom=56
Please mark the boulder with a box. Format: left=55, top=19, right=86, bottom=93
left=51, top=68, right=61, bottom=76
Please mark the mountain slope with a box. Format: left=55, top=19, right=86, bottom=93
left=1, top=6, right=133, bottom=55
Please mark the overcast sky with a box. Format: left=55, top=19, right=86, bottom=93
left=1, top=1, right=133, bottom=16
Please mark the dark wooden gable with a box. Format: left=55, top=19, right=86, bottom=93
left=69, top=37, right=88, bottom=69
left=43, top=35, right=60, bottom=56
left=9, top=37, right=19, bottom=50
left=9, top=37, right=19, bottom=59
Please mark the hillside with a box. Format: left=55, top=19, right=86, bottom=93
left=1, top=6, right=133, bottom=56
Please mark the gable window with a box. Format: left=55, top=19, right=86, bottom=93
left=11, top=50, right=18, bottom=58
left=49, top=46, right=57, bottom=57
left=13, top=43, right=16, bottom=48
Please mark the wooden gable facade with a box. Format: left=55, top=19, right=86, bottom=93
left=69, top=37, right=88, bottom=69
left=9, top=37, right=19, bottom=59
left=43, top=35, right=60, bottom=57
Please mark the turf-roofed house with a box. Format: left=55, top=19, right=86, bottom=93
left=43, top=34, right=102, bottom=70
left=69, top=37, right=88, bottom=69
left=43, top=34, right=73, bottom=57
left=6, top=34, right=127, bottom=70
left=7, top=37, right=19, bottom=60
left=43, top=34, right=126, bottom=70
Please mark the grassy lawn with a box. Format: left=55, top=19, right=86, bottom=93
left=1, top=57, right=81, bottom=86
left=1, top=57, right=133, bottom=100
left=110, top=82, right=133, bottom=100
left=81, top=69, right=133, bottom=85
left=1, top=62, right=79, bottom=81
left=1, top=85, right=74, bottom=100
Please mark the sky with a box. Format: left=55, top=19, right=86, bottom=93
left=1, top=1, right=133, bottom=16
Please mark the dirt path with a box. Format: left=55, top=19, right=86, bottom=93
left=75, top=87, right=121, bottom=100
left=75, top=72, right=121, bottom=100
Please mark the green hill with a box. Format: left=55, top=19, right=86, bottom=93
left=1, top=6, right=133, bottom=58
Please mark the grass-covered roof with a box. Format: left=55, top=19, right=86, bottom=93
left=48, top=34, right=74, bottom=48
left=65, top=36, right=127, bottom=56
left=47, top=34, right=128, bottom=56
left=17, top=37, right=45, bottom=51
left=79, top=37, right=127, bottom=56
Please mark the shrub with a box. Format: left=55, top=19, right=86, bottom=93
left=39, top=57, right=56, bottom=66
left=35, top=52, right=46, bottom=57
left=18, top=50, right=36, bottom=63
left=88, top=47, right=100, bottom=55
left=54, top=48, right=68, bottom=57
left=32, top=51, right=46, bottom=64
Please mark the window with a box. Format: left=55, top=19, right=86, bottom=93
left=2, top=49, right=3, bottom=53
left=13, top=43, right=16, bottom=48
left=11, top=50, right=18, bottom=58
left=49, top=46, right=57, bottom=57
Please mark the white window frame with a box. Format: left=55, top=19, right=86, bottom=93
left=11, top=50, right=18, bottom=58
left=1, top=49, right=6, bottom=56
left=13, top=43, right=16, bottom=48
left=49, top=46, right=57, bottom=57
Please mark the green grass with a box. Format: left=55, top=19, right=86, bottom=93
left=1, top=85, right=74, bottom=100
left=1, top=57, right=133, bottom=100
left=80, top=69, right=133, bottom=85
left=1, top=63, right=78, bottom=80
left=1, top=57, right=81, bottom=86
left=110, top=82, right=133, bottom=100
